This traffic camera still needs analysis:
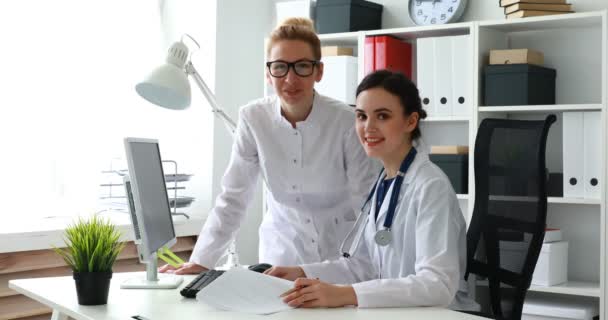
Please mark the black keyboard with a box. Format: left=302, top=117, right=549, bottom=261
left=180, top=270, right=225, bottom=298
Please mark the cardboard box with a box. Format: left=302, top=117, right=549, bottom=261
left=321, top=46, right=354, bottom=56
left=531, top=241, right=568, bottom=286
left=430, top=145, right=469, bottom=155
left=490, top=49, right=544, bottom=66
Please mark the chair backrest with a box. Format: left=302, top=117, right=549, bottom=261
left=465, top=115, right=556, bottom=320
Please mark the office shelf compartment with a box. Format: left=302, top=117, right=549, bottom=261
left=479, top=104, right=603, bottom=113
left=318, top=32, right=360, bottom=46
left=476, top=12, right=604, bottom=107
left=425, top=116, right=470, bottom=122
left=420, top=121, right=469, bottom=148
left=549, top=198, right=602, bottom=205
left=365, top=22, right=472, bottom=40
left=477, top=280, right=601, bottom=297
left=530, top=281, right=601, bottom=297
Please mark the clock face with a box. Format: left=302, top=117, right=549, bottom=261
left=408, top=0, right=468, bottom=26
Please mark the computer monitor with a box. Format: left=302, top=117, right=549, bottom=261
left=120, top=137, right=183, bottom=289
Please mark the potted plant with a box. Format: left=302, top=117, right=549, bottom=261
left=53, top=216, right=125, bottom=305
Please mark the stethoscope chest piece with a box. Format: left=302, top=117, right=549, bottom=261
left=374, top=229, right=392, bottom=246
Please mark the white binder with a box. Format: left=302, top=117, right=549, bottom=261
left=416, top=37, right=435, bottom=117
left=583, top=112, right=600, bottom=199
left=451, top=35, right=471, bottom=116
left=433, top=36, right=453, bottom=116
left=562, top=112, right=584, bottom=198
left=316, top=56, right=358, bottom=105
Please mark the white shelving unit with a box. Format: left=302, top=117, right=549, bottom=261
left=287, top=10, right=607, bottom=318
left=474, top=13, right=606, bottom=316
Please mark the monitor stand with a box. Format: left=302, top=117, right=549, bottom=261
left=120, top=253, right=183, bottom=289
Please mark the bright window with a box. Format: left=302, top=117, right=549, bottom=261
left=0, top=1, right=215, bottom=225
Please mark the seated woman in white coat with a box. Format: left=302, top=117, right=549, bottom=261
left=265, top=70, right=478, bottom=310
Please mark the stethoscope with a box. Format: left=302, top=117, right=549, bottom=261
left=341, top=147, right=417, bottom=258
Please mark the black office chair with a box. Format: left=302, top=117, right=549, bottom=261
left=463, top=115, right=556, bottom=320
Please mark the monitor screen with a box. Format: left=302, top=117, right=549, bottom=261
left=124, top=138, right=175, bottom=258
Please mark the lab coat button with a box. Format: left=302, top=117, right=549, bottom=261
left=292, top=185, right=297, bottom=190
left=311, top=239, right=315, bottom=243
left=293, top=159, right=297, bottom=164
left=296, top=197, right=301, bottom=203
left=305, top=218, right=311, bottom=223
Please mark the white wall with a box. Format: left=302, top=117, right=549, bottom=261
left=158, top=0, right=217, bottom=221
left=214, top=0, right=274, bottom=264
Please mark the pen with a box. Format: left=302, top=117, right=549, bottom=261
left=132, top=315, right=151, bottom=320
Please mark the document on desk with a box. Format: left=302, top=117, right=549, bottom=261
left=196, top=268, right=294, bottom=315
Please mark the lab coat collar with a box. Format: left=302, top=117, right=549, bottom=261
left=402, top=146, right=428, bottom=184
left=272, top=91, right=322, bottom=129
left=373, top=149, right=429, bottom=225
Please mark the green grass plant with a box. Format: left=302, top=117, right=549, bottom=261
left=53, top=216, right=125, bottom=272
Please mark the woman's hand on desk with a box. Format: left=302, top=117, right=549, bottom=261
left=263, top=266, right=305, bottom=280
left=158, top=262, right=208, bottom=275
left=281, top=278, right=357, bottom=308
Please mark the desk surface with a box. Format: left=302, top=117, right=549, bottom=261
left=10, top=272, right=484, bottom=320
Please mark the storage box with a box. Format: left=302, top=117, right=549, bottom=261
left=315, top=0, right=382, bottom=34
left=430, top=145, right=469, bottom=155
left=321, top=46, right=354, bottom=56
left=275, top=0, right=315, bottom=24
left=548, top=172, right=563, bottom=197
left=531, top=241, right=568, bottom=286
left=490, top=49, right=544, bottom=66
left=316, top=56, right=358, bottom=105
left=522, top=295, right=598, bottom=320
left=429, top=154, right=468, bottom=194
left=484, top=64, right=556, bottom=106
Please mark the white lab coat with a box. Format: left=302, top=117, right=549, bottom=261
left=301, top=149, right=478, bottom=310
left=190, top=93, right=380, bottom=268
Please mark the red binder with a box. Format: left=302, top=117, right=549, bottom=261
left=364, top=36, right=375, bottom=76
left=374, top=36, right=412, bottom=79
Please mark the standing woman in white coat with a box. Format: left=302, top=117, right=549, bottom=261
left=266, top=70, right=478, bottom=310
left=159, top=18, right=379, bottom=274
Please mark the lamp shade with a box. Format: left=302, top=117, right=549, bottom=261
left=135, top=62, right=191, bottom=110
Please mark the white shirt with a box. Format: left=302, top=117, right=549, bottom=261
left=301, top=149, right=479, bottom=310
left=191, top=93, right=380, bottom=267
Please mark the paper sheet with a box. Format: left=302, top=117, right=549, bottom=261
left=196, top=268, right=294, bottom=315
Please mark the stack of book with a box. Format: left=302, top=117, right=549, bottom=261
left=500, top=0, right=573, bottom=19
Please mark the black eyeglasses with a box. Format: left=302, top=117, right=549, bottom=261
left=266, top=59, right=319, bottom=78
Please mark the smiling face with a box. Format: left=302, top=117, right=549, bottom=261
left=355, top=87, right=418, bottom=163
left=266, top=39, right=323, bottom=110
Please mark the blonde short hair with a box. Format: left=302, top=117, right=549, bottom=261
left=266, top=17, right=321, bottom=60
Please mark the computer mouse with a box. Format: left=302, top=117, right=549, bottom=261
left=248, top=263, right=272, bottom=273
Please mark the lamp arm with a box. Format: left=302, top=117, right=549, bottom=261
left=185, top=61, right=237, bottom=136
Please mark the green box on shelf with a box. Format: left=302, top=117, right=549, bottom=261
left=429, top=154, right=468, bottom=194
left=484, top=64, right=556, bottom=106
left=315, top=0, right=382, bottom=34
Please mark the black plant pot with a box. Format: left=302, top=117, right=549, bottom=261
left=73, top=271, right=112, bottom=305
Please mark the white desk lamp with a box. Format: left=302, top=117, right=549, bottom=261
left=135, top=34, right=240, bottom=269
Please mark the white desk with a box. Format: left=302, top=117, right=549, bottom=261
left=9, top=272, right=485, bottom=320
